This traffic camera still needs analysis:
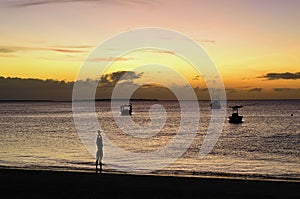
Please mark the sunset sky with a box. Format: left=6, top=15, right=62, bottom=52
left=0, top=0, right=299, bottom=100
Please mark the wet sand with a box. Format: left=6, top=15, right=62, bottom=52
left=1, top=168, right=299, bottom=199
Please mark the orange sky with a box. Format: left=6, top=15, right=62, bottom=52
left=0, top=0, right=299, bottom=99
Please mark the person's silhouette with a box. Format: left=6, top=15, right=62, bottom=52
left=95, top=130, right=103, bottom=173
left=129, top=103, right=132, bottom=115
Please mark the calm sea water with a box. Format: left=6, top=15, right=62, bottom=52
left=0, top=100, right=299, bottom=180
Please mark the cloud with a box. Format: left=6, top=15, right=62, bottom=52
left=0, top=48, right=16, bottom=53
left=141, top=84, right=164, bottom=88
left=192, top=75, right=201, bottom=81
left=225, top=88, right=236, bottom=93
left=88, top=57, right=135, bottom=62
left=47, top=48, right=86, bottom=53
left=99, top=71, right=143, bottom=87
left=144, top=49, right=176, bottom=55
left=193, top=87, right=208, bottom=92
left=0, top=46, right=29, bottom=53
left=7, top=0, right=153, bottom=7
left=0, top=45, right=88, bottom=54
left=7, top=0, right=105, bottom=7
left=273, top=88, right=300, bottom=92
left=52, top=45, right=93, bottom=49
left=259, top=72, right=300, bottom=80
left=248, top=88, right=263, bottom=92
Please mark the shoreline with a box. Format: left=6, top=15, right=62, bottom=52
left=1, top=168, right=299, bottom=198
left=1, top=165, right=299, bottom=183
left=0, top=99, right=299, bottom=103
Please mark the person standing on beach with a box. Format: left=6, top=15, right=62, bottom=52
left=96, top=130, right=103, bottom=173
left=129, top=103, right=132, bottom=115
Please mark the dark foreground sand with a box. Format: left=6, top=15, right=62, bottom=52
left=1, top=168, right=299, bottom=199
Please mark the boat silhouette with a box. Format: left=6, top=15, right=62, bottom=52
left=228, top=105, right=243, bottom=123
left=120, top=103, right=132, bottom=116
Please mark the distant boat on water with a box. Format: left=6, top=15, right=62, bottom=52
left=210, top=93, right=222, bottom=109
left=228, top=105, right=243, bottom=123
left=120, top=103, right=132, bottom=116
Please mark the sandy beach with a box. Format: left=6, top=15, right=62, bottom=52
left=1, top=168, right=299, bottom=199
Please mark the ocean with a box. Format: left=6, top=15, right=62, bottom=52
left=0, top=100, right=299, bottom=180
